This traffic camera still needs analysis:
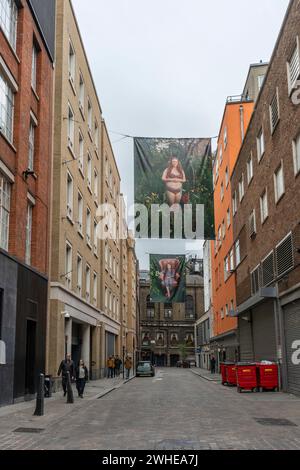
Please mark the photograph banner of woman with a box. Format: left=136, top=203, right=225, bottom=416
left=150, top=254, right=186, bottom=304
left=134, top=137, right=214, bottom=240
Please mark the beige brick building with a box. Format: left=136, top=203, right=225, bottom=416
left=48, top=0, right=137, bottom=382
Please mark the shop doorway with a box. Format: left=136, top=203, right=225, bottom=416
left=170, top=354, right=180, bottom=367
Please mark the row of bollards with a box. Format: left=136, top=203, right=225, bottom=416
left=34, top=371, right=74, bottom=417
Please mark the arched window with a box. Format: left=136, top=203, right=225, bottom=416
left=146, top=295, right=155, bottom=319
left=185, top=295, right=195, bottom=319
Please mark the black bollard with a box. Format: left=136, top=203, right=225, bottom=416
left=34, top=374, right=45, bottom=416
left=66, top=371, right=74, bottom=404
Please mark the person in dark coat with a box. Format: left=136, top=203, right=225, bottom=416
left=210, top=355, right=216, bottom=374
left=75, top=359, right=89, bottom=398
left=114, top=356, right=122, bottom=377
left=57, top=353, right=75, bottom=396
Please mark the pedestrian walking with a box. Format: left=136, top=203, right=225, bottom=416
left=57, top=353, right=75, bottom=396
left=106, top=356, right=115, bottom=378
left=125, top=356, right=132, bottom=380
left=75, top=359, right=89, bottom=398
left=114, top=355, right=122, bottom=376
left=210, top=355, right=216, bottom=374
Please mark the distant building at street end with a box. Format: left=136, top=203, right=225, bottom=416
left=139, top=259, right=204, bottom=367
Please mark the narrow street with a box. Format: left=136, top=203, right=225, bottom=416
left=1, top=369, right=300, bottom=450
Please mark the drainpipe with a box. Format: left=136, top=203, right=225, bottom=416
left=239, top=105, right=245, bottom=142
left=274, top=283, right=288, bottom=391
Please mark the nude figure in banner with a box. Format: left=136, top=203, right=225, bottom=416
left=162, top=157, right=186, bottom=207
left=159, top=258, right=180, bottom=299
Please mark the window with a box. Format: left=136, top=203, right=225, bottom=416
left=260, top=189, right=268, bottom=223
left=230, top=249, right=234, bottom=271
left=224, top=127, right=227, bottom=148
left=230, top=300, right=234, bottom=314
left=274, top=163, right=285, bottom=203
left=105, top=242, right=108, bottom=267
left=93, top=220, right=98, bottom=255
left=239, top=174, right=244, bottom=202
left=251, top=266, right=261, bottom=295
left=225, top=304, right=229, bottom=317
left=220, top=182, right=224, bottom=201
left=218, top=226, right=221, bottom=247
left=247, top=154, right=253, bottom=184
left=105, top=287, right=108, bottom=309
left=65, top=243, right=72, bottom=289
left=67, top=104, right=75, bottom=149
left=0, top=72, right=14, bottom=143
left=0, top=174, right=10, bottom=250
left=257, top=128, right=265, bottom=161
left=66, top=172, right=73, bottom=220
left=68, top=40, right=75, bottom=85
left=224, top=256, right=229, bottom=280
left=77, top=191, right=83, bottom=234
left=87, top=99, right=92, bottom=133
left=221, top=308, right=224, bottom=320
left=25, top=203, right=33, bottom=265
left=94, top=170, right=98, bottom=200
left=292, top=133, right=300, bottom=175
left=77, top=255, right=82, bottom=295
left=219, top=146, right=223, bottom=164
left=226, top=207, right=231, bottom=228
left=116, top=298, right=119, bottom=320
left=235, top=240, right=240, bottom=266
left=225, top=167, right=229, bottom=187
left=222, top=220, right=225, bottom=239
left=249, top=209, right=256, bottom=238
left=0, top=0, right=18, bottom=50
left=79, top=73, right=84, bottom=110
left=93, top=272, right=97, bottom=305
left=232, top=191, right=237, bottom=215
left=270, top=89, right=280, bottom=133
left=31, top=44, right=38, bottom=91
left=258, top=74, right=265, bottom=91
left=287, top=39, right=300, bottom=92
left=86, top=208, right=91, bottom=246
left=164, top=304, right=173, bottom=319
left=94, top=121, right=99, bottom=152
left=28, top=119, right=35, bottom=171
left=87, top=153, right=92, bottom=189
left=185, top=296, right=194, bottom=319
left=85, top=264, right=90, bottom=302
left=78, top=132, right=84, bottom=172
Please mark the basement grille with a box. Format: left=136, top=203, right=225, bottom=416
left=276, top=233, right=294, bottom=277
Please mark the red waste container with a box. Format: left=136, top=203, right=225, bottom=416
left=220, top=363, right=227, bottom=385
left=236, top=363, right=258, bottom=392
left=256, top=363, right=279, bottom=392
left=226, top=364, right=237, bottom=386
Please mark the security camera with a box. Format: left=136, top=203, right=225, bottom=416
left=62, top=311, right=70, bottom=319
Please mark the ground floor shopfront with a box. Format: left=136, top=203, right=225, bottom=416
left=48, top=284, right=121, bottom=386
left=0, top=251, right=48, bottom=406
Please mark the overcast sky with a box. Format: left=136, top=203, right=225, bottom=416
left=72, top=0, right=289, bottom=269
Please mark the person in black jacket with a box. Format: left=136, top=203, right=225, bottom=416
left=76, top=359, right=89, bottom=398
left=57, top=354, right=75, bottom=397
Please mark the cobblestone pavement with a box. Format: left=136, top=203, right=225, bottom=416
left=1, top=368, right=300, bottom=450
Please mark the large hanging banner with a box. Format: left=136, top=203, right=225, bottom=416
left=134, top=137, right=214, bottom=239
left=150, top=254, right=186, bottom=304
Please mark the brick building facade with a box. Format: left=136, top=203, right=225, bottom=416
left=0, top=0, right=55, bottom=405
left=231, top=0, right=300, bottom=394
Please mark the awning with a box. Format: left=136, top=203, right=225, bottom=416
left=230, top=287, right=277, bottom=317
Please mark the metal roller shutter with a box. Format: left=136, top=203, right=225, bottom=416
left=238, top=315, right=253, bottom=362
left=252, top=301, right=277, bottom=362
left=284, top=300, right=300, bottom=395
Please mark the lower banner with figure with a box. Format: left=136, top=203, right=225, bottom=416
left=150, top=254, right=186, bottom=304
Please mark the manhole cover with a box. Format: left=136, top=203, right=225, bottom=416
left=13, top=428, right=44, bottom=434
left=255, top=418, right=297, bottom=427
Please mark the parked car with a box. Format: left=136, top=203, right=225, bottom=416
left=136, top=361, right=155, bottom=377
left=176, top=360, right=191, bottom=368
